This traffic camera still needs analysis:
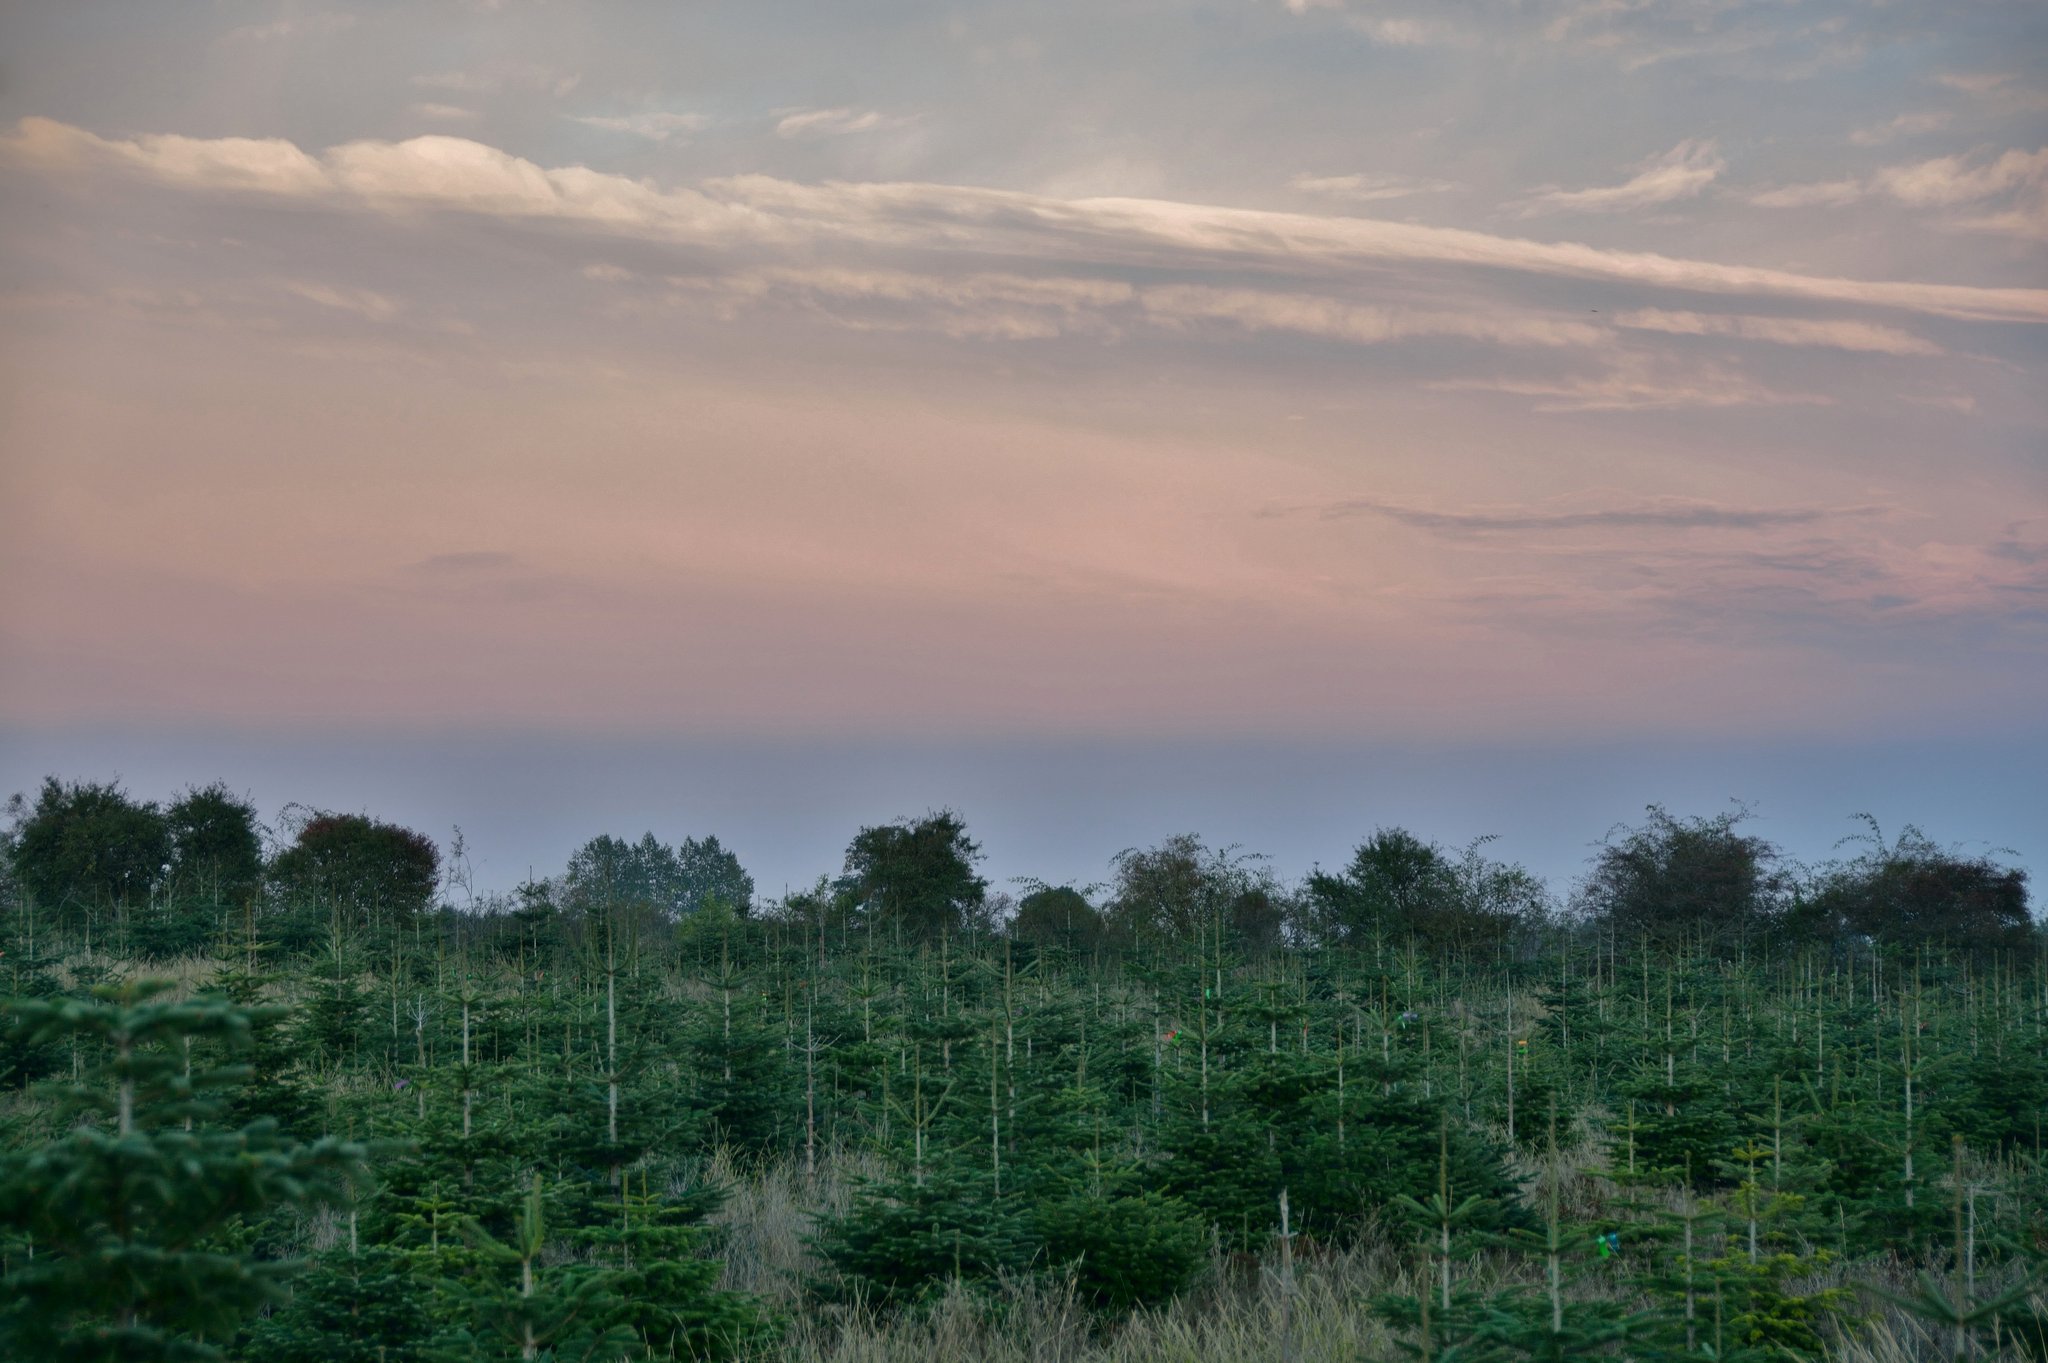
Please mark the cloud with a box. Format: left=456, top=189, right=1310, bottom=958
left=222, top=12, right=356, bottom=42
left=568, top=112, right=709, bottom=143
left=773, top=108, right=912, bottom=138
left=1747, top=179, right=1864, bottom=208
left=1432, top=355, right=1834, bottom=412
left=1752, top=146, right=2048, bottom=238
left=673, top=266, right=1137, bottom=340
left=278, top=280, right=401, bottom=321
left=396, top=551, right=572, bottom=604
left=1345, top=16, right=1451, bottom=46
left=666, top=268, right=1602, bottom=351
left=411, top=103, right=479, bottom=123
left=1849, top=112, right=1951, bottom=147
left=1312, top=497, right=1856, bottom=534
left=1290, top=171, right=1458, bottom=202
left=1521, top=139, right=1724, bottom=214
left=1612, top=308, right=1939, bottom=356
left=1137, top=284, right=1606, bottom=349
left=1873, top=147, right=2048, bottom=207
left=1934, top=71, right=2015, bottom=95
left=6, top=118, right=2046, bottom=324
left=413, top=65, right=580, bottom=98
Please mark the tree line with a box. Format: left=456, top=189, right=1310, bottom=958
left=5, top=777, right=2036, bottom=962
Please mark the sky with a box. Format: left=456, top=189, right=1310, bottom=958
left=1, top=1, right=2043, bottom=899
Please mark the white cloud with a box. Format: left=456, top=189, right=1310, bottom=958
left=1933, top=71, right=2015, bottom=95
left=1433, top=356, right=1833, bottom=413
left=1290, top=171, right=1458, bottom=202
left=663, top=268, right=1606, bottom=352
left=1345, top=16, right=1447, bottom=46
left=1521, top=140, right=1724, bottom=214
left=1613, top=308, right=1939, bottom=356
left=413, top=65, right=580, bottom=98
left=773, top=108, right=912, bottom=139
left=1139, top=284, right=1606, bottom=349
left=411, top=103, right=479, bottom=123
left=568, top=112, right=709, bottom=143
left=1748, top=147, right=2048, bottom=238
left=1873, top=147, right=2048, bottom=207
left=279, top=280, right=400, bottom=321
left=1849, top=111, right=1951, bottom=147
left=681, top=266, right=1135, bottom=340
left=5, top=117, right=2045, bottom=324
left=1747, top=179, right=1864, bottom=208
left=222, top=12, right=356, bottom=42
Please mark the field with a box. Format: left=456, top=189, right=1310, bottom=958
left=2, top=792, right=2045, bottom=1361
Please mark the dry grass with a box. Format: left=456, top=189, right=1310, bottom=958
left=771, top=1247, right=1415, bottom=1363
left=696, top=1141, right=2048, bottom=1363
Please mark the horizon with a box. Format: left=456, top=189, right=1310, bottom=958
left=6, top=728, right=2042, bottom=908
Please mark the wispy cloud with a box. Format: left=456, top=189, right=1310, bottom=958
left=1433, top=355, right=1834, bottom=412
left=1612, top=308, right=1939, bottom=356
left=1310, top=496, right=1860, bottom=534
left=410, top=103, right=478, bottom=123
left=1521, top=139, right=1724, bottom=215
left=278, top=280, right=401, bottom=322
left=1137, top=284, right=1605, bottom=349
left=1290, top=171, right=1458, bottom=202
left=1750, top=146, right=2048, bottom=238
left=1344, top=15, right=1454, bottom=46
left=5, top=118, right=2045, bottom=324
left=1748, top=179, right=1864, bottom=208
left=568, top=112, right=709, bottom=143
left=222, top=12, right=356, bottom=43
left=656, top=269, right=1604, bottom=350
left=1875, top=147, right=2048, bottom=207
left=1849, top=111, right=1951, bottom=147
left=412, top=65, right=580, bottom=98
left=773, top=108, right=913, bottom=138
left=1933, top=71, right=2015, bottom=95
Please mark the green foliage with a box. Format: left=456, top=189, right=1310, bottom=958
left=166, top=784, right=264, bottom=911
left=268, top=812, right=439, bottom=944
left=243, top=1246, right=450, bottom=1363
left=1308, top=827, right=1458, bottom=947
left=1158, top=1048, right=1523, bottom=1249
left=814, top=1167, right=1033, bottom=1306
left=1011, top=886, right=1104, bottom=955
left=3, top=777, right=2044, bottom=1361
left=842, top=809, right=988, bottom=942
left=434, top=1174, right=639, bottom=1362
left=1577, top=804, right=1788, bottom=951
left=675, top=835, right=755, bottom=916
left=0, top=983, right=366, bottom=1362
left=10, top=777, right=171, bottom=916
left=1306, top=830, right=1543, bottom=955
left=1811, top=818, right=2034, bottom=955
left=1106, top=833, right=1268, bottom=944
left=577, top=1175, right=779, bottom=1360
left=1033, top=1188, right=1206, bottom=1311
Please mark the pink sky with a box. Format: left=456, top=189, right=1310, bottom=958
left=2, top=2, right=2044, bottom=746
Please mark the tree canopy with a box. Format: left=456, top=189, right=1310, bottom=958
left=8, top=778, right=170, bottom=914
left=1575, top=804, right=1787, bottom=950
left=842, top=809, right=986, bottom=941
